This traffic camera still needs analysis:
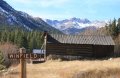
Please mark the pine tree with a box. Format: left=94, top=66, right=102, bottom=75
left=14, top=29, right=19, bottom=44
left=111, top=18, right=117, bottom=36
left=0, top=26, right=43, bottom=51
left=117, top=18, right=120, bottom=33
left=28, top=37, right=34, bottom=52
left=21, top=36, right=28, bottom=49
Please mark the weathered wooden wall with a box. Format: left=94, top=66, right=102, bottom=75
left=46, top=43, right=93, bottom=57
left=46, top=43, right=114, bottom=58
left=114, top=45, right=120, bottom=57
left=93, top=45, right=114, bottom=57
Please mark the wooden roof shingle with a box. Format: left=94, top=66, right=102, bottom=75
left=48, top=34, right=115, bottom=45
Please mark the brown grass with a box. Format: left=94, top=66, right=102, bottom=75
left=0, top=42, right=19, bottom=67
left=1, top=58, right=120, bottom=78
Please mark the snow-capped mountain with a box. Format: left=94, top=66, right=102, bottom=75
left=45, top=17, right=107, bottom=34
left=0, top=0, right=62, bottom=33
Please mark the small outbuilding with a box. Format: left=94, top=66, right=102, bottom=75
left=45, top=34, right=115, bottom=58
left=32, top=49, right=45, bottom=63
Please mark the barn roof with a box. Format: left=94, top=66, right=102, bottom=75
left=48, top=34, right=115, bottom=45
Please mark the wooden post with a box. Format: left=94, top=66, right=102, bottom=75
left=44, top=35, right=47, bottom=61
left=20, top=48, right=27, bottom=78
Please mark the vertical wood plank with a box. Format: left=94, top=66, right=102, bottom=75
left=44, top=35, right=47, bottom=61
left=20, top=48, right=26, bottom=78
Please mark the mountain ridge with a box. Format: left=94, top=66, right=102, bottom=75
left=44, top=17, right=107, bottom=34
left=0, top=0, right=62, bottom=34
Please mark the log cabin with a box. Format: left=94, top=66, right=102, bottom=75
left=44, top=33, right=115, bottom=58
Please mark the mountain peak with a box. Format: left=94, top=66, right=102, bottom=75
left=0, top=0, right=62, bottom=34
left=66, top=17, right=91, bottom=23
left=45, top=18, right=106, bottom=34
left=70, top=17, right=79, bottom=20
left=0, top=0, right=15, bottom=12
left=0, top=0, right=4, bottom=1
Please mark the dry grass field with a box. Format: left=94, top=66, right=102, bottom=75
left=0, top=58, right=120, bottom=78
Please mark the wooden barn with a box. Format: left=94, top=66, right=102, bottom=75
left=44, top=34, right=115, bottom=58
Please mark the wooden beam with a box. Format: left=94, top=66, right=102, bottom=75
left=44, top=34, right=47, bottom=61
left=20, top=48, right=27, bottom=78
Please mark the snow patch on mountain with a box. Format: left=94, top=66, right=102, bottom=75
left=0, top=7, right=8, bottom=14
left=44, top=17, right=107, bottom=34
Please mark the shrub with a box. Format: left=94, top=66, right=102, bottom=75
left=0, top=42, right=19, bottom=67
left=0, top=64, right=5, bottom=70
left=0, top=51, right=4, bottom=64
left=0, top=51, right=5, bottom=70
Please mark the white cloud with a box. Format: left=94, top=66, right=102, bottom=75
left=22, top=9, right=72, bottom=20
left=82, top=0, right=120, bottom=15
left=39, top=0, right=69, bottom=7
left=11, top=0, right=30, bottom=4
left=84, top=0, right=120, bottom=6
left=10, top=0, right=69, bottom=7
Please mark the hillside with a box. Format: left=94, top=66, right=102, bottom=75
left=0, top=0, right=62, bottom=34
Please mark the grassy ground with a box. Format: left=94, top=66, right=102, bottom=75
left=0, top=58, right=120, bottom=78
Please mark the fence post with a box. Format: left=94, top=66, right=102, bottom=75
left=20, top=48, right=27, bottom=78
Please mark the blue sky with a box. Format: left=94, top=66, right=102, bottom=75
left=4, top=0, right=120, bottom=21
